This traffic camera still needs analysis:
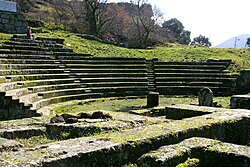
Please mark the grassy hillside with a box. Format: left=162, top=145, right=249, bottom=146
left=1, top=30, right=250, bottom=72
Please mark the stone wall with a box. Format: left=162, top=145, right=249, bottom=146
left=0, top=10, right=27, bottom=34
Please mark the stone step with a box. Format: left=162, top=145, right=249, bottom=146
left=155, top=64, right=227, bottom=70
left=31, top=93, right=103, bottom=110
left=5, top=73, right=71, bottom=82
left=155, top=73, right=239, bottom=78
left=0, top=78, right=76, bottom=91
left=0, top=69, right=71, bottom=75
left=11, top=36, right=44, bottom=43
left=74, top=73, right=148, bottom=78
left=155, top=77, right=237, bottom=83
left=0, top=65, right=148, bottom=71
left=0, top=126, right=46, bottom=139
left=5, top=83, right=86, bottom=99
left=0, top=64, right=68, bottom=69
left=5, top=41, right=41, bottom=47
left=155, top=69, right=230, bottom=73
left=11, top=36, right=65, bottom=45
left=63, top=64, right=147, bottom=69
left=5, top=87, right=30, bottom=99
left=156, top=81, right=225, bottom=87
left=100, top=91, right=148, bottom=98
left=5, top=41, right=64, bottom=48
left=85, top=82, right=149, bottom=88
left=79, top=77, right=148, bottom=83
left=155, top=60, right=230, bottom=66
left=87, top=87, right=149, bottom=94
left=57, top=56, right=146, bottom=61
left=0, top=53, right=55, bottom=59
left=28, top=83, right=87, bottom=93
left=36, top=37, right=65, bottom=44
left=0, top=49, right=54, bottom=55
left=37, top=88, right=92, bottom=99
left=156, top=86, right=234, bottom=95
left=0, top=58, right=59, bottom=64
left=1, top=44, right=73, bottom=52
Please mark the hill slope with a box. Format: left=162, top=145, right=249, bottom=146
left=1, top=30, right=250, bottom=73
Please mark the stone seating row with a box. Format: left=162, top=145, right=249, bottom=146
left=0, top=53, right=149, bottom=119
left=152, top=60, right=239, bottom=96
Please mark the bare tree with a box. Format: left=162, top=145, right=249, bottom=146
left=50, top=0, right=87, bottom=32
left=130, top=0, right=163, bottom=48
left=105, top=3, right=133, bottom=43
left=84, top=0, right=111, bottom=37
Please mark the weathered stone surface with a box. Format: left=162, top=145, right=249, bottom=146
left=138, top=137, right=250, bottom=167
left=0, top=107, right=249, bottom=166
left=0, top=137, right=23, bottom=151
left=198, top=87, right=213, bottom=106
left=165, top=104, right=214, bottom=119
left=0, top=137, right=120, bottom=166
left=147, top=92, right=159, bottom=107
left=231, top=94, right=250, bottom=109
left=0, top=117, right=47, bottom=139
left=46, top=110, right=166, bottom=139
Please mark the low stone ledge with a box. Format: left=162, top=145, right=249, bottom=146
left=165, top=104, right=215, bottom=119
left=0, top=137, right=121, bottom=166
left=0, top=137, right=23, bottom=152
left=0, top=126, right=46, bottom=139
left=0, top=117, right=47, bottom=139
left=230, top=94, right=250, bottom=109
left=137, top=137, right=250, bottom=167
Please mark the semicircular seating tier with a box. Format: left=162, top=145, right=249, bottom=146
left=0, top=35, right=240, bottom=120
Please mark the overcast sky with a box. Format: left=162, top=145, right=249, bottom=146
left=110, top=0, right=250, bottom=46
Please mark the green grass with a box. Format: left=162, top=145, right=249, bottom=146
left=0, top=29, right=248, bottom=72
left=16, top=135, right=55, bottom=147
left=0, top=32, right=12, bottom=45
left=35, top=30, right=250, bottom=73
left=52, top=96, right=231, bottom=114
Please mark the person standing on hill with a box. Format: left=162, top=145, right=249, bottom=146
left=26, top=26, right=35, bottom=39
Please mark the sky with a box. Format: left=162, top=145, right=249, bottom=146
left=110, top=0, right=250, bottom=46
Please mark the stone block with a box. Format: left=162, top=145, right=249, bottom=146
left=15, top=21, right=22, bottom=27
left=2, top=18, right=8, bottom=24
left=230, top=95, right=250, bottom=109
left=198, top=87, right=213, bottom=107
left=147, top=92, right=159, bottom=107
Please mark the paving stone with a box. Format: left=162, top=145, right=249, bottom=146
left=0, top=107, right=249, bottom=166
left=0, top=137, right=23, bottom=152
left=138, top=137, right=250, bottom=167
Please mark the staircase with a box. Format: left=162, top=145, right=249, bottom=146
left=146, top=59, right=157, bottom=91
